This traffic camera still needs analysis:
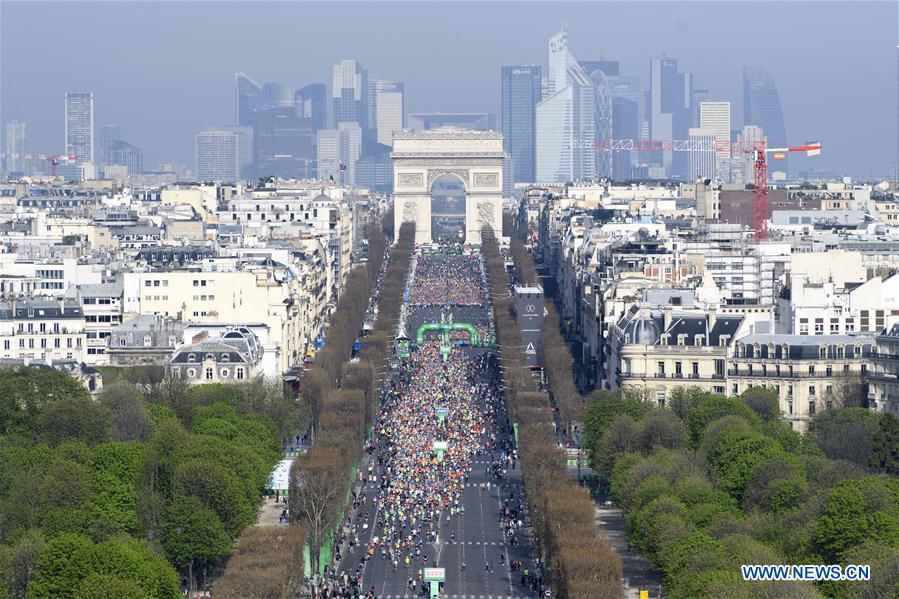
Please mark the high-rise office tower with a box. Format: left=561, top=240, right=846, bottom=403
left=699, top=101, right=731, bottom=178
left=99, top=124, right=121, bottom=166
left=108, top=140, right=143, bottom=174
left=254, top=106, right=315, bottom=179
left=195, top=129, right=239, bottom=181
left=688, top=128, right=716, bottom=181
left=606, top=74, right=643, bottom=181
left=222, top=126, right=254, bottom=180
left=236, top=73, right=264, bottom=127
left=332, top=59, right=368, bottom=128
left=316, top=122, right=362, bottom=185
left=369, top=80, right=404, bottom=146
left=649, top=58, right=692, bottom=178
left=296, top=83, right=327, bottom=133
left=536, top=29, right=595, bottom=183
left=501, top=65, right=541, bottom=183
left=5, top=120, right=26, bottom=175
left=743, top=66, right=788, bottom=177
left=65, top=92, right=94, bottom=165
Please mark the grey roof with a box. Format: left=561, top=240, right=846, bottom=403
left=0, top=299, right=83, bottom=320
left=73, top=281, right=123, bottom=298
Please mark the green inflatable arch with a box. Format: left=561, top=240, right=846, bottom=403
left=416, top=322, right=480, bottom=346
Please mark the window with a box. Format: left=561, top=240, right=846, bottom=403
left=814, top=319, right=824, bottom=334
left=826, top=365, right=832, bottom=376
left=692, top=362, right=699, bottom=377
left=54, top=338, right=60, bottom=348
left=3, top=340, right=9, bottom=350
left=787, top=384, right=793, bottom=397
left=656, top=388, right=666, bottom=405
left=220, top=368, right=230, bottom=378
left=809, top=365, right=815, bottom=375
left=144, top=336, right=152, bottom=347
left=657, top=361, right=665, bottom=376
left=675, top=362, right=682, bottom=377
left=808, top=400, right=816, bottom=415
left=187, top=353, right=196, bottom=362
left=186, top=368, right=197, bottom=378
left=205, top=368, right=214, bottom=380
left=714, top=359, right=724, bottom=376
left=732, top=383, right=739, bottom=394
left=809, top=385, right=816, bottom=396
left=787, top=400, right=793, bottom=415
left=236, top=367, right=245, bottom=380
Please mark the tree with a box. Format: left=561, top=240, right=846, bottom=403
left=0, top=366, right=90, bottom=435
left=289, top=448, right=344, bottom=576
left=161, top=495, right=232, bottom=593
left=173, top=458, right=254, bottom=537
left=687, top=395, right=759, bottom=447
left=581, top=391, right=647, bottom=455
left=38, top=396, right=113, bottom=447
left=98, top=383, right=153, bottom=442
left=75, top=573, right=149, bottom=599
left=709, top=429, right=785, bottom=501
left=637, top=409, right=688, bottom=454
left=869, top=413, right=899, bottom=475
left=739, top=388, right=779, bottom=422
left=86, top=442, right=146, bottom=539
left=0, top=530, right=45, bottom=599
left=808, top=407, right=879, bottom=468
left=815, top=476, right=899, bottom=562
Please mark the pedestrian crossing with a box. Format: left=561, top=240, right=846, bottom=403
left=442, top=540, right=504, bottom=545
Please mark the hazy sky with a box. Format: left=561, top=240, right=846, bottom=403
left=2, top=1, right=897, bottom=178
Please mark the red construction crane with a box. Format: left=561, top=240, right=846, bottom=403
left=596, top=139, right=823, bottom=240
left=0, top=152, right=78, bottom=176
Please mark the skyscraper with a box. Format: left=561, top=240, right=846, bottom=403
left=108, top=140, right=143, bottom=174
left=332, top=59, right=368, bottom=128
left=536, top=29, right=595, bottom=183
left=317, top=122, right=362, bottom=185
left=501, top=65, right=541, bottom=183
left=65, top=92, right=94, bottom=165
left=99, top=124, right=121, bottom=166
left=236, top=73, right=264, bottom=127
left=296, top=83, right=327, bottom=133
left=606, top=74, right=643, bottom=181
left=699, top=101, right=731, bottom=178
left=369, top=80, right=404, bottom=146
left=579, top=60, right=619, bottom=78
left=254, top=106, right=315, bottom=179
left=649, top=58, right=692, bottom=178
left=743, top=66, right=788, bottom=177
left=222, top=126, right=254, bottom=180
left=262, top=82, right=294, bottom=108
left=195, top=129, right=239, bottom=182
left=688, top=128, right=716, bottom=181
left=4, top=120, right=26, bottom=175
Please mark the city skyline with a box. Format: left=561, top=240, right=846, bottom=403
left=1, top=1, right=896, bottom=178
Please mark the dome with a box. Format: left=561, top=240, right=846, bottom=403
left=624, top=316, right=661, bottom=345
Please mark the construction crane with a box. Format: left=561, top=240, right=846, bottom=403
left=0, top=152, right=78, bottom=176
left=596, top=139, right=823, bottom=241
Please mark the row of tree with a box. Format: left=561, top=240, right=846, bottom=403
left=508, top=237, right=583, bottom=428
left=289, top=222, right=415, bottom=576
left=482, top=229, right=623, bottom=599
left=582, top=386, right=899, bottom=598
left=213, top=525, right=307, bottom=598
left=0, top=369, right=296, bottom=598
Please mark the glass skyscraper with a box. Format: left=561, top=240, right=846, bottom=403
left=235, top=73, right=264, bottom=127
left=536, top=29, right=596, bottom=183
left=296, top=83, right=327, bottom=133
left=743, top=66, right=788, bottom=176
left=332, top=59, right=368, bottom=128
left=195, top=129, right=239, bottom=182
left=64, top=92, right=94, bottom=165
left=501, top=65, right=541, bottom=184
left=254, top=106, right=315, bottom=179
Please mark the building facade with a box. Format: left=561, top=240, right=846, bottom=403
left=501, top=65, right=541, bottom=184
left=195, top=129, right=239, bottom=182
left=65, top=92, right=94, bottom=166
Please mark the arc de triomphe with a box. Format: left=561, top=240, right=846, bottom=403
left=392, top=127, right=504, bottom=245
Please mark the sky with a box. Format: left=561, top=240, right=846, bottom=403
left=1, top=1, right=897, bottom=178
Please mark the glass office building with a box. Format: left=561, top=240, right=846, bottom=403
left=501, top=65, right=541, bottom=184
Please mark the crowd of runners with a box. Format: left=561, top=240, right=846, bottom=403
left=408, top=252, right=485, bottom=307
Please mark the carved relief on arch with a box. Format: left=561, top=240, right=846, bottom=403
left=397, top=173, right=424, bottom=188
left=427, top=169, right=469, bottom=190
left=477, top=201, right=497, bottom=227
left=402, top=201, right=418, bottom=222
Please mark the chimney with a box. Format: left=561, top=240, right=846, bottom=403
left=708, top=306, right=718, bottom=331
left=663, top=306, right=673, bottom=331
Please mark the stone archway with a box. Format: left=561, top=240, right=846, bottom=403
left=392, top=127, right=504, bottom=245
